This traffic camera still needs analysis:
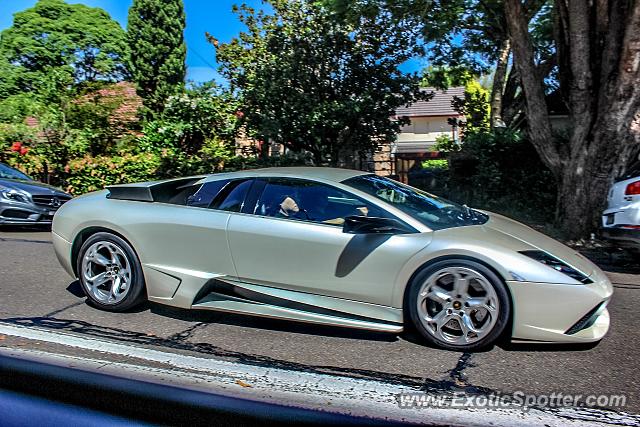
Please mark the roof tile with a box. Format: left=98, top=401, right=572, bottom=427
left=395, top=87, right=464, bottom=117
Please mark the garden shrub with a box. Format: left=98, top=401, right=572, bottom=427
left=65, top=152, right=163, bottom=194
left=447, top=129, right=557, bottom=223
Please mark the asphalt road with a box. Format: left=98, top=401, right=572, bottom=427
left=1, top=226, right=639, bottom=425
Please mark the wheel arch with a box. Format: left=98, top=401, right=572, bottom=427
left=402, top=254, right=515, bottom=340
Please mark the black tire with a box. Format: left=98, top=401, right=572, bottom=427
left=406, top=259, right=511, bottom=351
left=76, top=232, right=146, bottom=312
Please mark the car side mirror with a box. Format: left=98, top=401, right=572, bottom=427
left=342, top=215, right=414, bottom=235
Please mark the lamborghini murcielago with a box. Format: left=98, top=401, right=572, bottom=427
left=52, top=167, right=612, bottom=351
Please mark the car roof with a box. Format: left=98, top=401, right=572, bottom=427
left=201, top=167, right=370, bottom=183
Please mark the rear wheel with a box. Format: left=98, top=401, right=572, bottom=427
left=407, top=259, right=511, bottom=351
left=77, top=232, right=146, bottom=312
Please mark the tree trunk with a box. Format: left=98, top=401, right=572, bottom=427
left=554, top=0, right=640, bottom=237
left=506, top=0, right=640, bottom=239
left=260, top=140, right=270, bottom=160
left=555, top=154, right=612, bottom=237
left=490, top=38, right=510, bottom=128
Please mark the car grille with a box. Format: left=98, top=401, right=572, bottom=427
left=31, top=195, right=72, bottom=208
left=2, top=209, right=31, bottom=219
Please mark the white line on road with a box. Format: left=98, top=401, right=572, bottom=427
left=0, top=322, right=637, bottom=427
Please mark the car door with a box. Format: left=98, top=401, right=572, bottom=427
left=133, top=177, right=254, bottom=305
left=225, top=177, right=428, bottom=306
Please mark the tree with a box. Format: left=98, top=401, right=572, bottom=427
left=0, top=0, right=129, bottom=96
left=321, top=0, right=536, bottom=128
left=454, top=80, right=491, bottom=135
left=213, top=0, right=425, bottom=164
left=145, top=83, right=241, bottom=154
left=505, top=0, right=640, bottom=237
left=127, top=0, right=187, bottom=116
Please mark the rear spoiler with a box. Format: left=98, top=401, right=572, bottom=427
left=107, top=176, right=206, bottom=202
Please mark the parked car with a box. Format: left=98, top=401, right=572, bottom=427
left=0, top=162, right=72, bottom=225
left=52, top=167, right=612, bottom=351
left=602, top=160, right=640, bottom=256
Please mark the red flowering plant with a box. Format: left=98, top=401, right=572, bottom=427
left=0, top=124, right=45, bottom=181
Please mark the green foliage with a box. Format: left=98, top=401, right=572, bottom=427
left=127, top=0, right=186, bottom=116
left=454, top=80, right=490, bottom=135
left=0, top=93, right=43, bottom=123
left=420, top=159, right=449, bottom=170
left=66, top=83, right=132, bottom=155
left=133, top=83, right=241, bottom=178
left=65, top=152, right=163, bottom=194
left=0, top=0, right=128, bottom=95
left=421, top=65, right=473, bottom=90
left=215, top=0, right=425, bottom=164
left=159, top=84, right=240, bottom=153
left=446, top=129, right=556, bottom=222
left=433, top=133, right=460, bottom=152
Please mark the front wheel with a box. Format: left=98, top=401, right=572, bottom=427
left=407, top=259, right=511, bottom=351
left=77, top=232, right=146, bottom=312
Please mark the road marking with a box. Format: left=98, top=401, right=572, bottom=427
left=0, top=322, right=638, bottom=426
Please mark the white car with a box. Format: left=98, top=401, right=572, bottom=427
left=602, top=162, right=640, bottom=256
left=52, top=167, right=612, bottom=351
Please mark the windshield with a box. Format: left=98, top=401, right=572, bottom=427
left=0, top=163, right=31, bottom=180
left=343, top=174, right=488, bottom=230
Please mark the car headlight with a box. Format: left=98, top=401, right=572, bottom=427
left=519, top=250, right=593, bottom=284
left=0, top=185, right=31, bottom=204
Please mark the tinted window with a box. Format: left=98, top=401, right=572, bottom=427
left=186, top=179, right=231, bottom=208
left=344, top=175, right=488, bottom=230
left=212, top=179, right=253, bottom=212
left=255, top=178, right=389, bottom=226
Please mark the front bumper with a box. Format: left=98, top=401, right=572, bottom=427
left=0, top=200, right=59, bottom=225
left=52, top=230, right=75, bottom=277
left=507, top=268, right=613, bottom=343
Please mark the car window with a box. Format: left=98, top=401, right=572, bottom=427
left=211, top=179, right=253, bottom=212
left=255, top=178, right=389, bottom=226
left=343, top=174, right=488, bottom=230
left=186, top=179, right=231, bottom=208
left=0, top=163, right=31, bottom=180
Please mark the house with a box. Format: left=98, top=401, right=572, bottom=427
left=234, top=86, right=466, bottom=180
left=369, top=86, right=465, bottom=181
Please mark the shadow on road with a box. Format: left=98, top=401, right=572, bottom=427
left=578, top=246, right=640, bottom=275
left=150, top=302, right=399, bottom=343
left=0, top=224, right=51, bottom=233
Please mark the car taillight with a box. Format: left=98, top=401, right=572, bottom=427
left=625, top=180, right=640, bottom=195
left=620, top=224, right=640, bottom=230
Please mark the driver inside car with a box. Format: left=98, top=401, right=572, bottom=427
left=276, top=196, right=303, bottom=218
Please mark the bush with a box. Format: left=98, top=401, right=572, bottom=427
left=421, top=159, right=448, bottom=170
left=448, top=129, right=556, bottom=222
left=61, top=145, right=311, bottom=195
left=65, top=152, right=163, bottom=194
left=408, top=129, right=556, bottom=224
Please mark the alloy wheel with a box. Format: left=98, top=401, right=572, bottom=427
left=81, top=241, right=132, bottom=305
left=416, top=266, right=500, bottom=345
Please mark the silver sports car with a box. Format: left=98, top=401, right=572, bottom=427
left=52, top=167, right=612, bottom=351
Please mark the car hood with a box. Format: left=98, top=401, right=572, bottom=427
left=483, top=212, right=597, bottom=278
left=0, top=178, right=70, bottom=196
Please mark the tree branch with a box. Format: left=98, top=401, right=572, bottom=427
left=490, top=38, right=510, bottom=127
left=505, top=0, right=560, bottom=174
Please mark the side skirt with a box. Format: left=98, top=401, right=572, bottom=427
left=191, top=278, right=404, bottom=333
